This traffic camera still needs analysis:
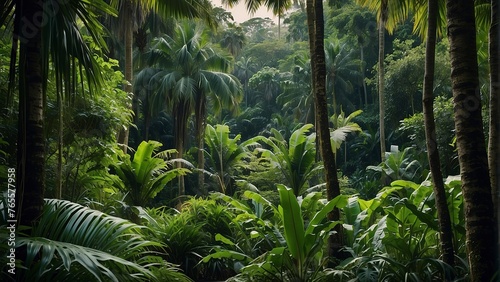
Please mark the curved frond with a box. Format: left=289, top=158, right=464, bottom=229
left=19, top=237, right=156, bottom=282
left=19, top=199, right=162, bottom=281
left=44, top=0, right=116, bottom=97
left=412, top=0, right=447, bottom=39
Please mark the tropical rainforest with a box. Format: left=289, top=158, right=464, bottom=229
left=0, top=0, right=498, bottom=281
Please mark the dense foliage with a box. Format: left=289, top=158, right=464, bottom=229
left=0, top=0, right=497, bottom=281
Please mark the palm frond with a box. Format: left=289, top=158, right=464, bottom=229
left=18, top=199, right=163, bottom=281
left=19, top=237, right=157, bottom=281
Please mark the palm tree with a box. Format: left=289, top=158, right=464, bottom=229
left=347, top=7, right=378, bottom=107
left=234, top=56, right=257, bottom=106
left=446, top=0, right=495, bottom=280
left=324, top=38, right=362, bottom=116
left=355, top=0, right=409, bottom=161
left=268, top=0, right=293, bottom=39
left=420, top=0, right=455, bottom=271
left=137, top=21, right=242, bottom=198
left=109, top=0, right=215, bottom=152
left=411, top=0, right=446, bottom=38
left=1, top=0, right=115, bottom=228
left=220, top=24, right=246, bottom=57
left=330, top=109, right=363, bottom=163
left=220, top=0, right=292, bottom=39
left=367, top=1, right=460, bottom=270
left=358, top=0, right=387, bottom=162
left=278, top=52, right=314, bottom=123
left=203, top=124, right=258, bottom=194
left=305, top=0, right=345, bottom=260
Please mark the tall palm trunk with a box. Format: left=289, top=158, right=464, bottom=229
left=359, top=42, right=368, bottom=107
left=56, top=85, right=63, bottom=199
left=306, top=0, right=345, bottom=260
left=143, top=91, right=150, bottom=141
left=329, top=75, right=338, bottom=116
left=446, top=0, right=495, bottom=280
left=117, top=0, right=134, bottom=152
left=422, top=0, right=455, bottom=271
left=378, top=1, right=387, bottom=162
left=488, top=0, right=499, bottom=268
left=488, top=0, right=499, bottom=226
left=196, top=94, right=207, bottom=194
left=174, top=101, right=190, bottom=200
left=16, top=0, right=45, bottom=228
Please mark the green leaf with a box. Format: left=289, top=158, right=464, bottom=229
left=19, top=199, right=161, bottom=281
left=202, top=249, right=250, bottom=263
left=215, top=233, right=235, bottom=246
left=402, top=199, right=438, bottom=231
left=391, top=180, right=420, bottom=190
left=277, top=185, right=305, bottom=263
left=306, top=194, right=348, bottom=236
left=243, top=190, right=278, bottom=214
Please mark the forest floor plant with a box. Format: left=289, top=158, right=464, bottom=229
left=0, top=197, right=191, bottom=281
left=332, top=178, right=468, bottom=281
left=205, top=185, right=348, bottom=281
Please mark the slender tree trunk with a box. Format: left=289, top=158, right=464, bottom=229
left=278, top=12, right=281, bottom=40
left=56, top=85, right=63, bottom=199
left=488, top=0, right=499, bottom=229
left=144, top=92, right=150, bottom=141
left=378, top=1, right=387, bottom=162
left=16, top=0, right=45, bottom=228
left=422, top=0, right=455, bottom=272
left=306, top=0, right=345, bottom=261
left=196, top=94, right=207, bottom=195
left=117, top=0, right=133, bottom=153
left=174, top=101, right=190, bottom=200
left=360, top=44, right=368, bottom=108
left=488, top=0, right=500, bottom=270
left=331, top=75, right=337, bottom=117
left=7, top=6, right=18, bottom=109
left=446, top=0, right=495, bottom=280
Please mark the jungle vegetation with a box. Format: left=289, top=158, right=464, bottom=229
left=0, top=0, right=498, bottom=281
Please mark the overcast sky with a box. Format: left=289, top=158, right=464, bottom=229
left=210, top=0, right=277, bottom=23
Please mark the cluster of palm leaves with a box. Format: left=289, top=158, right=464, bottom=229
left=256, top=124, right=322, bottom=197
left=367, top=146, right=424, bottom=183
left=0, top=197, right=190, bottom=281
left=140, top=197, right=241, bottom=280
left=111, top=140, right=189, bottom=208
left=202, top=124, right=260, bottom=194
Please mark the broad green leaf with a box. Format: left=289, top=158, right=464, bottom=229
left=215, top=233, right=235, bottom=246
left=372, top=215, right=387, bottom=251
left=391, top=180, right=420, bottom=190
left=306, top=194, right=348, bottom=236
left=344, top=196, right=361, bottom=225
left=278, top=185, right=305, bottom=263
left=402, top=199, right=438, bottom=231
left=410, top=184, right=433, bottom=209
left=243, top=190, right=278, bottom=214
left=202, top=249, right=250, bottom=263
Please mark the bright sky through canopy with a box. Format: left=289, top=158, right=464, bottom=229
left=210, top=0, right=277, bottom=23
